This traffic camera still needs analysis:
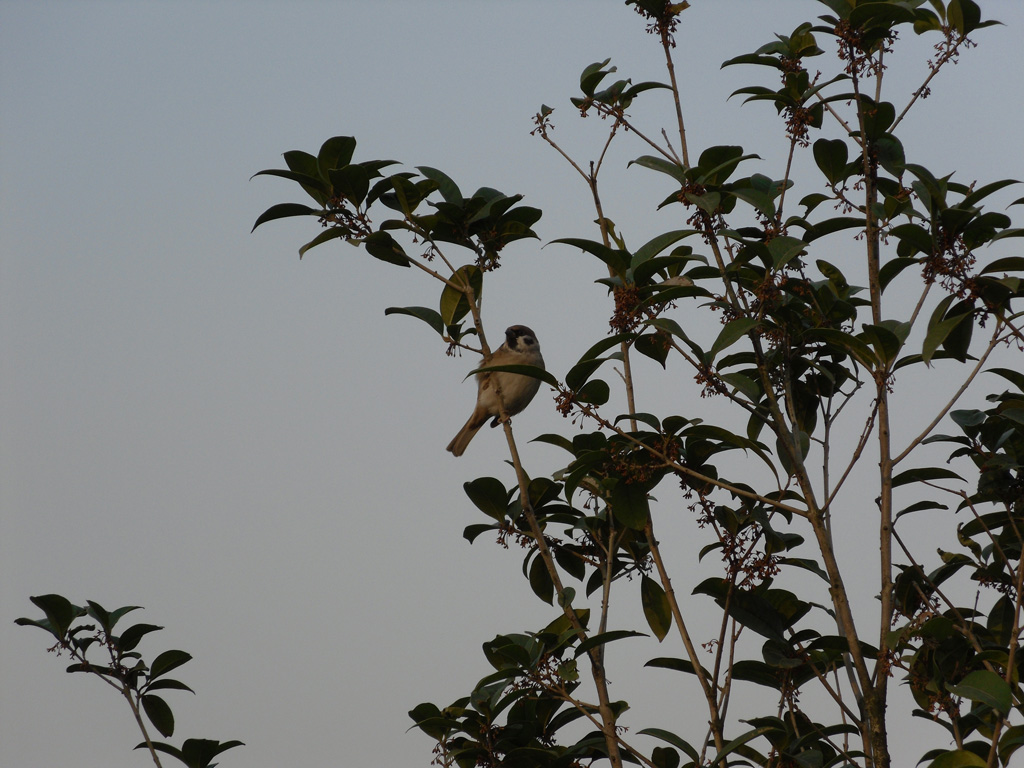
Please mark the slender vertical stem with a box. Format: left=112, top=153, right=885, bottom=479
left=659, top=26, right=689, bottom=166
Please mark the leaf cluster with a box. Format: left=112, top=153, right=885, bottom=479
left=16, top=594, right=242, bottom=768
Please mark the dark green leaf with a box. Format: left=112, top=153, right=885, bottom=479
left=766, top=236, right=807, bottom=269
left=710, top=726, right=777, bottom=766
left=645, top=657, right=711, bottom=680
left=142, top=694, right=175, bottom=738
left=641, top=576, right=673, bottom=641
left=947, top=669, right=1012, bottom=715
left=891, top=467, right=965, bottom=487
left=416, top=166, right=463, bottom=205
left=470, top=364, right=559, bottom=389
left=879, top=257, right=919, bottom=290
left=528, top=555, right=554, bottom=605
left=924, top=750, right=987, bottom=768
left=632, top=230, right=698, bottom=266
left=875, top=133, right=905, bottom=176
left=23, top=594, right=84, bottom=641
left=635, top=332, right=670, bottom=367
left=149, top=650, right=192, bottom=680
left=630, top=155, right=688, bottom=185
left=804, top=216, right=864, bottom=242
left=439, top=264, right=481, bottom=323
left=384, top=306, right=445, bottom=336
left=638, top=728, right=701, bottom=763
left=813, top=138, right=849, bottom=185
left=609, top=479, right=649, bottom=530
left=251, top=202, right=319, bottom=232
left=145, top=678, right=195, bottom=694
left=464, top=477, right=509, bottom=521
left=980, top=256, right=1024, bottom=276
left=575, top=630, right=647, bottom=658
left=316, top=136, right=357, bottom=175
left=988, top=367, right=1024, bottom=392
left=551, top=237, right=631, bottom=277
left=576, top=378, right=610, bottom=406
left=297, top=226, right=348, bottom=258
left=710, top=318, right=757, bottom=360
left=362, top=231, right=410, bottom=267
left=118, top=623, right=163, bottom=653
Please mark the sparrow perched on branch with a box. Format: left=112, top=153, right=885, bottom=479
left=446, top=325, right=545, bottom=457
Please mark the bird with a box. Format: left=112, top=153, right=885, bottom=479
left=446, top=325, right=545, bottom=456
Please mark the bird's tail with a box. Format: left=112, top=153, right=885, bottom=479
left=446, top=414, right=485, bottom=456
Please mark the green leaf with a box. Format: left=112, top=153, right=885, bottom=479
left=632, top=230, right=698, bottom=266
left=118, top=623, right=163, bottom=653
left=20, top=594, right=85, bottom=641
left=577, top=378, right=610, bottom=406
left=861, top=322, right=904, bottom=364
left=470, top=364, right=559, bottom=389
left=947, top=669, right=1012, bottom=715
left=638, top=728, right=701, bottom=763
left=316, top=135, right=357, bottom=176
left=384, top=306, right=445, bottom=336
left=630, top=154, right=688, bottom=185
left=145, top=678, right=195, bottom=694
left=417, top=166, right=463, bottom=205
left=980, top=256, right=1024, bottom=276
left=696, top=145, right=755, bottom=185
left=361, top=230, right=410, bottom=267
left=860, top=101, right=895, bottom=140
left=327, top=164, right=370, bottom=206
left=531, top=433, right=575, bottom=452
left=635, top=332, right=670, bottom=367
left=806, top=328, right=879, bottom=368
left=250, top=168, right=331, bottom=199
left=804, top=216, right=864, bottom=242
left=464, top=477, right=509, bottom=521
left=575, top=630, right=647, bottom=658
left=874, top=133, right=905, bottom=176
left=551, top=237, right=631, bottom=277
left=879, top=257, right=919, bottom=290
left=925, top=749, right=987, bottom=767
left=891, top=467, right=965, bottom=487
left=609, top=479, right=649, bottom=530
left=710, top=726, right=777, bottom=766
left=140, top=738, right=246, bottom=768
left=251, top=202, right=319, bottom=232
left=641, top=576, right=673, bottom=641
left=988, top=367, right=1024, bottom=392
left=962, top=178, right=1019, bottom=209
left=652, top=746, right=680, bottom=768
left=141, top=694, right=175, bottom=738
left=813, top=138, right=848, bottom=185
left=528, top=554, right=554, bottom=604
left=645, top=656, right=712, bottom=680
left=710, top=317, right=757, bottom=360
left=566, top=356, right=615, bottom=391
left=948, top=0, right=979, bottom=36
left=580, top=58, right=614, bottom=97
left=297, top=226, right=348, bottom=258
left=439, top=264, right=481, bottom=324
left=998, top=725, right=1024, bottom=764
left=765, top=236, right=806, bottom=269
left=149, top=650, right=192, bottom=680
left=648, top=317, right=707, bottom=360
left=922, top=298, right=972, bottom=364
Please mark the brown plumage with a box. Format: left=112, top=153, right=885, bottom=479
left=446, top=325, right=545, bottom=456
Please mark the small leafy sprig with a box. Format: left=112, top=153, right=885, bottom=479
left=16, top=594, right=242, bottom=768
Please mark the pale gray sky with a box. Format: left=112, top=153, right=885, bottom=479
left=3, top=2, right=1024, bottom=767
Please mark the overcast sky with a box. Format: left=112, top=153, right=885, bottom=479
left=4, top=2, right=1024, bottom=767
